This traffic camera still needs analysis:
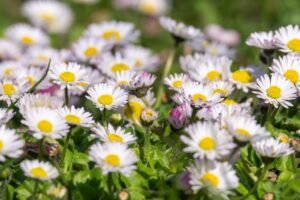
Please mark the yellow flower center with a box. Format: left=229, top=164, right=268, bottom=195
left=65, top=114, right=81, bottom=124
left=84, top=47, right=98, bottom=58
left=3, top=83, right=16, bottom=97
left=38, top=54, right=49, bottom=61
left=223, top=99, right=237, bottom=105
left=236, top=128, right=251, bottom=137
left=105, top=154, right=121, bottom=167
left=111, top=63, right=130, bottom=73
left=118, top=80, right=129, bottom=86
left=135, top=59, right=142, bottom=67
left=232, top=70, right=253, bottom=83
left=201, top=172, right=219, bottom=187
left=287, top=38, right=300, bottom=52
left=267, top=85, right=281, bottom=99
left=213, top=88, right=227, bottom=95
left=172, top=80, right=183, bottom=88
left=40, top=12, right=55, bottom=22
left=98, top=94, right=113, bottom=105
left=198, top=137, right=216, bottom=151
left=125, top=101, right=145, bottom=122
left=21, top=36, right=35, bottom=45
left=59, top=72, right=75, bottom=83
left=38, top=120, right=53, bottom=133
left=284, top=69, right=299, bottom=83
left=140, top=3, right=157, bottom=14
left=31, top=167, right=48, bottom=178
left=102, top=30, right=121, bottom=41
left=192, top=93, right=207, bottom=102
left=278, top=135, right=289, bottom=143
left=108, top=133, right=124, bottom=142
left=76, top=82, right=89, bottom=87
left=0, top=139, right=3, bottom=150
left=207, top=70, right=222, bottom=81
left=26, top=76, right=35, bottom=85
left=4, top=68, right=13, bottom=76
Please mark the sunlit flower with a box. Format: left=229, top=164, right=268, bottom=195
left=246, top=31, right=276, bottom=49
left=114, top=71, right=137, bottom=89
left=0, top=79, right=29, bottom=103
left=274, top=25, right=300, bottom=53
left=137, top=0, right=170, bottom=16
left=59, top=106, right=94, bottom=127
left=229, top=67, right=257, bottom=92
left=164, top=73, right=189, bottom=92
left=209, top=81, right=235, bottom=97
left=17, top=67, right=46, bottom=88
left=0, top=61, right=22, bottom=79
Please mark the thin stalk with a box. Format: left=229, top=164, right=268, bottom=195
left=108, top=173, right=115, bottom=199
left=266, top=104, right=273, bottom=124
left=64, top=87, right=69, bottom=107
left=60, top=128, right=73, bottom=168
left=143, top=127, right=151, bottom=163
left=291, top=153, right=297, bottom=172
left=102, top=109, right=107, bottom=127
left=30, top=180, right=39, bottom=200
left=38, top=137, right=44, bottom=160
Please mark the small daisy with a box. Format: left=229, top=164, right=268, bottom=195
left=277, top=133, right=289, bottom=143
left=140, top=107, right=158, bottom=125
left=188, top=160, right=238, bottom=197
left=59, top=106, right=94, bottom=127
left=124, top=95, right=146, bottom=123
left=130, top=71, right=156, bottom=90
left=17, top=67, right=46, bottom=88
left=160, top=17, right=204, bottom=41
left=72, top=37, right=110, bottom=62
left=50, top=62, right=89, bottom=91
left=209, top=81, right=235, bottom=97
left=24, top=47, right=59, bottom=67
left=180, top=53, right=212, bottom=72
left=0, top=79, right=29, bottom=103
left=0, top=61, right=22, bottom=79
left=226, top=115, right=270, bottom=143
left=5, top=23, right=49, bottom=46
left=181, top=121, right=235, bottom=160
left=114, top=71, right=137, bottom=89
left=203, top=41, right=236, bottom=58
left=136, top=0, right=169, bottom=16
left=253, top=74, right=297, bottom=108
left=21, top=107, right=69, bottom=139
left=270, top=55, right=300, bottom=87
left=89, top=142, right=138, bottom=176
left=84, top=21, right=140, bottom=45
left=229, top=67, right=257, bottom=92
left=47, top=184, right=67, bottom=199
left=246, top=31, right=276, bottom=49
left=0, top=39, right=21, bottom=60
left=21, top=159, right=59, bottom=181
left=0, top=108, right=15, bottom=124
left=274, top=25, right=300, bottom=53
left=92, top=123, right=136, bottom=145
left=86, top=83, right=128, bottom=111
left=0, top=125, right=24, bottom=162
left=182, top=81, right=222, bottom=107
left=144, top=89, right=157, bottom=106
left=164, top=73, right=189, bottom=92
left=22, top=0, right=73, bottom=34
left=253, top=137, right=294, bottom=158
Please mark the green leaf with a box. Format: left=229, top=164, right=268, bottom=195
left=277, top=170, right=294, bottom=183
left=73, top=170, right=91, bottom=185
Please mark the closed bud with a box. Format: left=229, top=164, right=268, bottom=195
left=290, top=138, right=300, bottom=152
left=44, top=139, right=60, bottom=158
left=169, top=103, right=192, bottom=130
left=0, top=167, right=12, bottom=180
left=110, top=113, right=123, bottom=126
left=140, top=107, right=158, bottom=126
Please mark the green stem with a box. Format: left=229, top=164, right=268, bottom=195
left=64, top=87, right=69, bottom=107
left=266, top=104, right=273, bottom=124
left=144, top=127, right=151, bottom=163
left=102, top=109, right=107, bottom=127
left=292, top=153, right=297, bottom=173
left=30, top=180, right=39, bottom=200
left=60, top=129, right=73, bottom=168
left=108, top=173, right=115, bottom=198
left=38, top=137, right=44, bottom=160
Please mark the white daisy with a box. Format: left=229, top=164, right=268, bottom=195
left=124, top=95, right=146, bottom=123
left=209, top=81, right=235, bottom=97
left=179, top=53, right=211, bottom=72
left=23, top=47, right=59, bottom=67
left=130, top=71, right=156, bottom=90
left=86, top=83, right=128, bottom=111
left=21, top=107, right=69, bottom=139
left=253, top=137, right=294, bottom=158
left=21, top=159, right=59, bottom=181
left=253, top=74, right=297, bottom=108
left=246, top=31, right=276, bottom=49
left=203, top=41, right=236, bottom=58
left=47, top=184, right=67, bottom=199
left=229, top=67, right=257, bottom=92
left=92, top=123, right=136, bottom=145
left=0, top=39, right=21, bottom=60
left=89, top=142, right=138, bottom=176
left=113, top=71, right=136, bottom=89
left=136, top=0, right=169, bottom=16
left=164, top=73, right=189, bottom=92
left=181, top=121, right=235, bottom=160
left=5, top=23, right=49, bottom=46
left=274, top=25, right=300, bottom=53
left=0, top=61, right=22, bottom=79
left=16, top=67, right=46, bottom=88
left=0, top=79, right=29, bottom=103
left=59, top=106, right=94, bottom=127
left=0, top=125, right=24, bottom=162
left=0, top=108, right=15, bottom=125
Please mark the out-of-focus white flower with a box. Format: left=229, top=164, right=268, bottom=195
left=137, top=0, right=170, bottom=16
left=205, top=24, right=240, bottom=46
left=246, top=31, right=276, bottom=49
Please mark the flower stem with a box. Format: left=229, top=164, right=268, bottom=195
left=143, top=127, right=151, bottom=163
left=102, top=109, right=107, bottom=127
left=64, top=87, right=69, bottom=107
left=108, top=173, right=115, bottom=198
left=38, top=137, right=44, bottom=160
left=60, top=128, right=73, bottom=168
left=30, top=180, right=39, bottom=200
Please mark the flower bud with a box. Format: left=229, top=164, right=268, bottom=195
left=110, top=113, right=123, bottom=126
left=263, top=192, right=274, bottom=200
left=140, top=107, right=158, bottom=126
left=168, top=103, right=192, bottom=130
left=290, top=138, right=300, bottom=152
left=118, top=191, right=129, bottom=200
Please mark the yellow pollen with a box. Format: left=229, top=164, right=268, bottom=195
left=201, top=172, right=219, bottom=187
left=223, top=99, right=237, bottom=105
left=31, top=167, right=48, bottom=178
left=0, top=139, right=3, bottom=150
left=108, top=133, right=124, bottom=142
left=76, top=82, right=89, bottom=87
left=172, top=80, right=183, bottom=88
left=278, top=135, right=289, bottom=143
left=84, top=47, right=98, bottom=58
left=284, top=69, right=299, bottom=83
left=213, top=88, right=226, bottom=95
left=198, top=137, right=216, bottom=151
left=40, top=12, right=55, bottom=22
left=26, top=76, right=35, bottom=85
left=125, top=101, right=145, bottom=122
left=65, top=114, right=81, bottom=124
left=111, top=63, right=130, bottom=73
left=236, top=128, right=251, bottom=137
left=287, top=38, right=300, bottom=52
left=267, top=86, right=281, bottom=99
left=37, top=120, right=53, bottom=133
left=140, top=3, right=157, bottom=14
left=232, top=70, right=253, bottom=83
left=59, top=72, right=75, bottom=83
left=207, top=70, right=222, bottom=81
left=21, top=36, right=35, bottom=45
left=3, top=83, right=16, bottom=97
left=98, top=94, right=113, bottom=105
left=135, top=59, right=142, bottom=67
left=102, top=30, right=121, bottom=41
left=4, top=69, right=12, bottom=76
left=105, top=154, right=121, bottom=167
left=192, top=93, right=207, bottom=102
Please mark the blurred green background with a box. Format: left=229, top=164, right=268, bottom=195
left=1, top=0, right=300, bottom=64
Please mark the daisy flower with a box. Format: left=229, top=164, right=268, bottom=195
left=140, top=107, right=158, bottom=125
left=159, top=17, right=204, bottom=41
left=21, top=160, right=59, bottom=181
left=89, top=142, right=138, bottom=176
left=246, top=31, right=276, bottom=49
left=22, top=0, right=73, bottom=34
left=229, top=67, right=257, bottom=92
left=114, top=71, right=137, bottom=89
left=0, top=125, right=24, bottom=162
left=181, top=121, right=235, bottom=160
left=164, top=73, right=189, bottom=92
left=84, top=21, right=140, bottom=45
left=226, top=115, right=270, bottom=143
left=92, top=123, right=136, bottom=145
left=23, top=47, right=59, bottom=67
left=209, top=81, right=235, bottom=97
left=270, top=55, right=300, bottom=88
left=50, top=62, right=89, bottom=91
left=21, top=107, right=69, bottom=139
left=169, top=102, right=192, bottom=129
left=17, top=67, right=46, bottom=88
left=0, top=108, right=15, bottom=124
left=47, top=184, right=67, bottom=199
left=86, top=83, right=128, bottom=111
left=203, top=41, right=236, bottom=58
left=0, top=79, right=29, bottom=103
left=274, top=25, right=300, bottom=53
left=5, top=23, right=49, bottom=46
left=0, top=39, right=21, bottom=60
left=0, top=61, right=22, bottom=79
left=252, top=137, right=294, bottom=158
left=188, top=160, right=238, bottom=197
left=130, top=71, right=156, bottom=90
left=124, top=95, right=146, bottom=123
left=59, top=106, right=94, bottom=127
left=137, top=0, right=170, bottom=16
left=253, top=74, right=297, bottom=108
